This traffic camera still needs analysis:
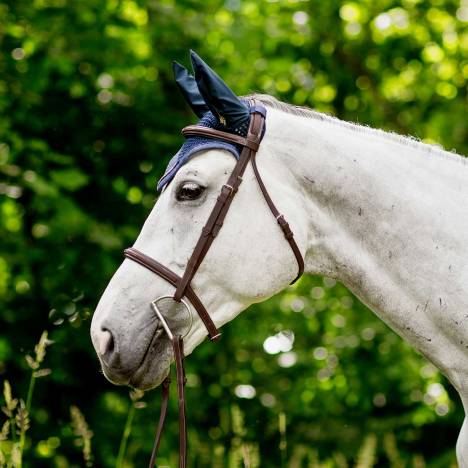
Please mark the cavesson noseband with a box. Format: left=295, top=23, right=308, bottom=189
left=124, top=100, right=304, bottom=467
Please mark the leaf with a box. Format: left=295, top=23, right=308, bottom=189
left=33, top=368, right=51, bottom=378
left=49, top=168, right=89, bottom=191
left=10, top=443, right=20, bottom=466
left=23, top=173, right=59, bottom=197
left=25, top=355, right=38, bottom=370
left=2, top=382, right=11, bottom=406
left=0, top=420, right=10, bottom=441
left=15, top=400, right=29, bottom=435
left=70, top=406, right=93, bottom=466
left=34, top=331, right=50, bottom=365
left=2, top=382, right=17, bottom=413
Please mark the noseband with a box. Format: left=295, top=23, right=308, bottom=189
left=124, top=101, right=304, bottom=467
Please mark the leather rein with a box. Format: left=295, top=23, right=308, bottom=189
left=123, top=101, right=304, bottom=467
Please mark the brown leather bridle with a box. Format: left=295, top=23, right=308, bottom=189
left=123, top=101, right=304, bottom=467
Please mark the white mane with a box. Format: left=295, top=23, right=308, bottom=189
left=249, top=93, right=467, bottom=166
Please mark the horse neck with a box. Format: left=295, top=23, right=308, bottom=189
left=264, top=107, right=468, bottom=390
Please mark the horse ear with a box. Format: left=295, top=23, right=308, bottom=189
left=190, top=50, right=249, bottom=130
left=173, top=61, right=209, bottom=118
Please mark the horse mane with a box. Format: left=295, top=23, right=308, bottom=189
left=247, top=93, right=467, bottom=166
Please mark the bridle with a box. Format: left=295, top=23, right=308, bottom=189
left=123, top=100, right=304, bottom=467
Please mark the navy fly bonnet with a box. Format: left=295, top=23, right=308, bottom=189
left=156, top=50, right=267, bottom=191
left=157, top=102, right=266, bottom=191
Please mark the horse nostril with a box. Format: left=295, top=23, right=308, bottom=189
left=99, top=328, right=114, bottom=356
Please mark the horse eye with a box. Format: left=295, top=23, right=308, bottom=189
left=176, top=182, right=205, bottom=201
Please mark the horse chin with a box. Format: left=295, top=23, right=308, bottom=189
left=100, top=338, right=173, bottom=391
left=129, top=365, right=170, bottom=391
left=128, top=342, right=173, bottom=390
left=101, top=359, right=171, bottom=391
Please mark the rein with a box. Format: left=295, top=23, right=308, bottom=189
left=124, top=101, right=304, bottom=467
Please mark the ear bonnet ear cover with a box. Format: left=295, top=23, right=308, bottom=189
left=173, top=61, right=209, bottom=118
left=190, top=50, right=250, bottom=133
left=158, top=52, right=266, bottom=192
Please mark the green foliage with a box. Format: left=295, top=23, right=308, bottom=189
left=70, top=405, right=93, bottom=467
left=0, top=0, right=466, bottom=466
left=1, top=332, right=51, bottom=467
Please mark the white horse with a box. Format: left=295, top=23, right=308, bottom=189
left=91, top=91, right=468, bottom=463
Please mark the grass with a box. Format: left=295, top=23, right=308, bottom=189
left=0, top=332, right=458, bottom=467
left=1, top=331, right=51, bottom=468
left=70, top=405, right=94, bottom=467
left=116, top=389, right=145, bottom=468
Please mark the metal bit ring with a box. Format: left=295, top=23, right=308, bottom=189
left=151, top=295, right=193, bottom=341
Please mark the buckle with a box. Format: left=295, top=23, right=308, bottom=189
left=222, top=184, right=234, bottom=196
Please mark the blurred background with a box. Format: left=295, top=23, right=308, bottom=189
left=0, top=0, right=467, bottom=466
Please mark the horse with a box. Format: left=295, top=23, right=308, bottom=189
left=91, top=51, right=468, bottom=465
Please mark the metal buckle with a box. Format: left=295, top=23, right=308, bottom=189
left=151, top=296, right=194, bottom=341
left=223, top=184, right=234, bottom=196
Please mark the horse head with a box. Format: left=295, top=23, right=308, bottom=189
left=90, top=51, right=306, bottom=390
